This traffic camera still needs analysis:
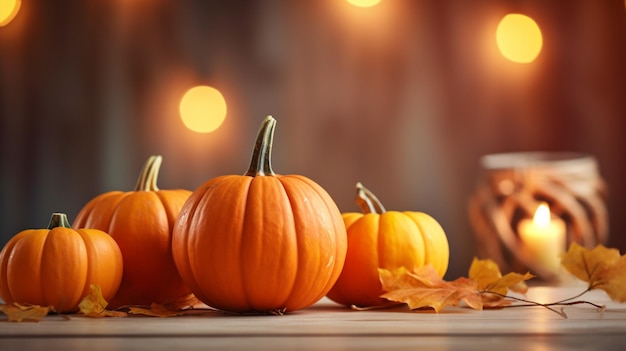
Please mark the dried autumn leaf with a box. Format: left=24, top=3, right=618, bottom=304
left=596, top=256, right=626, bottom=303
left=129, top=303, right=186, bottom=317
left=469, top=258, right=533, bottom=296
left=127, top=293, right=213, bottom=317
left=78, top=284, right=126, bottom=317
left=561, top=243, right=626, bottom=303
left=379, top=265, right=483, bottom=312
left=162, top=293, right=205, bottom=310
left=378, top=259, right=534, bottom=313
left=0, top=303, right=51, bottom=322
left=469, top=257, right=502, bottom=289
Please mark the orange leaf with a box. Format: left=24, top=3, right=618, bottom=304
left=78, top=284, right=127, bottom=317
left=128, top=303, right=186, bottom=317
left=127, top=294, right=216, bottom=317
left=378, top=260, right=533, bottom=313
left=562, top=243, right=626, bottom=302
left=466, top=257, right=533, bottom=309
left=596, top=256, right=626, bottom=303
left=379, top=266, right=483, bottom=312
left=469, top=257, right=533, bottom=296
left=161, top=293, right=205, bottom=310
left=0, top=303, right=51, bottom=322
left=469, top=257, right=502, bottom=290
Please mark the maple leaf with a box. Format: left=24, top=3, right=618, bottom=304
left=78, top=284, right=127, bottom=317
left=561, top=243, right=626, bottom=303
left=378, top=260, right=533, bottom=312
left=127, top=294, right=219, bottom=317
left=129, top=303, right=187, bottom=317
left=379, top=266, right=483, bottom=312
left=161, top=293, right=205, bottom=310
left=468, top=257, right=533, bottom=307
left=0, top=303, right=51, bottom=322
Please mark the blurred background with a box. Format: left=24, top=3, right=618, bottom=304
left=1, top=0, right=625, bottom=279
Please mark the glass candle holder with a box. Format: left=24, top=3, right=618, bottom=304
left=468, top=152, right=608, bottom=281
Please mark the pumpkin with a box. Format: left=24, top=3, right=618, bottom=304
left=172, top=116, right=347, bottom=313
left=73, top=155, right=192, bottom=308
left=0, top=213, right=123, bottom=313
left=326, top=182, right=449, bottom=307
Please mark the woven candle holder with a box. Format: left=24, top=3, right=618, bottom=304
left=468, top=152, right=609, bottom=281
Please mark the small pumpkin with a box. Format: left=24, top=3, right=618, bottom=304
left=326, top=182, right=450, bottom=307
left=73, top=155, right=192, bottom=308
left=172, top=115, right=347, bottom=313
left=0, top=213, right=123, bottom=313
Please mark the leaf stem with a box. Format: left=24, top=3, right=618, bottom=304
left=480, top=289, right=605, bottom=319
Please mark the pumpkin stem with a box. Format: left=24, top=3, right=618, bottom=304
left=134, top=155, right=162, bottom=191
left=48, top=213, right=71, bottom=229
left=355, top=182, right=386, bottom=214
left=245, top=116, right=276, bottom=177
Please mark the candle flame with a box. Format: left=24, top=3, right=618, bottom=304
left=533, top=203, right=551, bottom=227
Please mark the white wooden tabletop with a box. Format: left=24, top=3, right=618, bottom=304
left=2, top=286, right=625, bottom=351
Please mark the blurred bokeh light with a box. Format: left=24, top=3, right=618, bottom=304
left=496, top=13, right=543, bottom=63
left=0, top=0, right=20, bottom=26
left=346, top=0, right=382, bottom=8
left=179, top=85, right=227, bottom=133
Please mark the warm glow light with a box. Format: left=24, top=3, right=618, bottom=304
left=0, top=0, right=21, bottom=27
left=179, top=85, right=227, bottom=133
left=346, top=0, right=382, bottom=8
left=533, top=202, right=551, bottom=227
left=517, top=202, right=566, bottom=276
left=496, top=13, right=543, bottom=63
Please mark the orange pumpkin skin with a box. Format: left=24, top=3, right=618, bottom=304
left=326, top=183, right=449, bottom=307
left=73, top=155, right=192, bottom=308
left=0, top=213, right=123, bottom=313
left=172, top=116, right=347, bottom=313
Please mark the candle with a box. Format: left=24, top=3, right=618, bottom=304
left=517, top=203, right=566, bottom=275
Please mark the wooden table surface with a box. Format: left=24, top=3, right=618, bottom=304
left=2, top=286, right=625, bottom=351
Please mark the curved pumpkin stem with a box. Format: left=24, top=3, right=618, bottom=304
left=48, top=213, right=71, bottom=229
left=355, top=182, right=386, bottom=214
left=245, top=116, right=276, bottom=177
left=134, top=155, right=162, bottom=191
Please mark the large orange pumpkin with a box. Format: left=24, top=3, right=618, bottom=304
left=73, top=155, right=192, bottom=308
left=172, top=116, right=347, bottom=313
left=326, top=183, right=449, bottom=307
left=0, top=213, right=123, bottom=313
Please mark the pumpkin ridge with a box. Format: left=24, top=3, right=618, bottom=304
left=73, top=191, right=128, bottom=230
left=304, top=176, right=348, bottom=302
left=0, top=232, right=28, bottom=302
left=277, top=177, right=311, bottom=310
left=9, top=230, right=47, bottom=306
left=154, top=190, right=189, bottom=233
left=300, top=177, right=345, bottom=295
left=38, top=229, right=53, bottom=308
left=239, top=176, right=265, bottom=311
left=191, top=176, right=251, bottom=311
left=408, top=214, right=430, bottom=268
left=75, top=229, right=116, bottom=301
left=45, top=228, right=88, bottom=312
left=280, top=175, right=345, bottom=309
left=376, top=214, right=385, bottom=272
left=173, top=185, right=208, bottom=303
left=229, top=177, right=253, bottom=311
left=270, top=176, right=299, bottom=310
